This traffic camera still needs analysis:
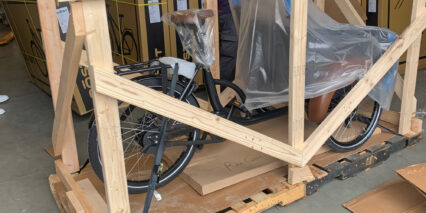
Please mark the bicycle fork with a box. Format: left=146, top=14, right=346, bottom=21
left=143, top=64, right=180, bottom=213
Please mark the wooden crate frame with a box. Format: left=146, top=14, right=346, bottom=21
left=38, top=0, right=426, bottom=212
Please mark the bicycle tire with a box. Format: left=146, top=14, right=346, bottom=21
left=30, top=41, right=48, bottom=78
left=88, top=77, right=199, bottom=194
left=121, top=31, right=140, bottom=63
left=325, top=86, right=382, bottom=152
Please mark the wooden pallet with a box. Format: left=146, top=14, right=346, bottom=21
left=48, top=126, right=422, bottom=213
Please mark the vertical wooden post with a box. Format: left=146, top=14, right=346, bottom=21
left=288, top=0, right=312, bottom=184
left=204, top=0, right=221, bottom=93
left=37, top=0, right=79, bottom=172
left=81, top=0, right=130, bottom=212
left=399, top=0, right=425, bottom=134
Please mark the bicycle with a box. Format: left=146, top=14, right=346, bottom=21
left=25, top=19, right=48, bottom=81
left=106, top=3, right=140, bottom=64
left=87, top=9, right=384, bottom=199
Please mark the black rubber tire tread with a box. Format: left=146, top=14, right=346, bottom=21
left=326, top=100, right=382, bottom=152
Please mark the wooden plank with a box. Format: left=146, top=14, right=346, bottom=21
left=49, top=175, right=67, bottom=213
left=236, top=182, right=305, bottom=212
left=77, top=179, right=108, bottom=213
left=66, top=191, right=86, bottom=213
left=395, top=75, right=417, bottom=113
left=55, top=160, right=93, bottom=213
left=204, top=0, right=221, bottom=93
left=52, top=2, right=86, bottom=156
left=314, top=0, right=325, bottom=11
left=399, top=0, right=425, bottom=134
left=37, top=0, right=79, bottom=172
left=289, top=0, right=308, bottom=151
left=163, top=115, right=325, bottom=195
left=91, top=66, right=303, bottom=166
left=288, top=166, right=315, bottom=184
left=334, top=0, right=365, bottom=25
left=288, top=0, right=310, bottom=184
left=219, top=87, right=238, bottom=107
left=302, top=9, right=426, bottom=166
left=81, top=0, right=131, bottom=212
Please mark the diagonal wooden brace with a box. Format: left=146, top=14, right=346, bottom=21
left=52, top=2, right=86, bottom=157
left=302, top=9, right=426, bottom=165
left=90, top=65, right=304, bottom=166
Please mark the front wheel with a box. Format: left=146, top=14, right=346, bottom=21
left=325, top=85, right=382, bottom=152
left=88, top=77, right=199, bottom=194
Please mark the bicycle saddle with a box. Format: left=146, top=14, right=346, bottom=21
left=170, top=9, right=214, bottom=25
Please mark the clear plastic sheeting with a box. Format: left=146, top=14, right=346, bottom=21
left=230, top=0, right=398, bottom=110
left=162, top=9, right=216, bottom=67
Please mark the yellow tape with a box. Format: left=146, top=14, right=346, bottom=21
left=112, top=50, right=138, bottom=63
left=23, top=51, right=46, bottom=62
left=113, top=0, right=125, bottom=64
left=108, top=0, right=167, bottom=7
left=0, top=0, right=37, bottom=3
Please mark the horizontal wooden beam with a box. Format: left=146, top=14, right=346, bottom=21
left=52, top=2, right=86, bottom=156
left=90, top=66, right=304, bottom=166
left=302, top=9, right=426, bottom=166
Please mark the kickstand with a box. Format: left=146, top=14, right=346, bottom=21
left=143, top=63, right=179, bottom=213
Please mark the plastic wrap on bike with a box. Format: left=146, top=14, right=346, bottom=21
left=229, top=0, right=398, bottom=110
left=163, top=9, right=215, bottom=67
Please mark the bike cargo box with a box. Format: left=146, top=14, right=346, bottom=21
left=0, top=0, right=94, bottom=115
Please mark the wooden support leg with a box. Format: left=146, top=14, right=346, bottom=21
left=81, top=0, right=130, bottom=212
left=288, top=0, right=313, bottom=184
left=37, top=0, right=79, bottom=172
left=399, top=0, right=425, bottom=135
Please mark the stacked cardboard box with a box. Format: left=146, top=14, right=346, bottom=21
left=376, top=0, right=426, bottom=72
left=0, top=0, right=202, bottom=115
left=1, top=1, right=94, bottom=115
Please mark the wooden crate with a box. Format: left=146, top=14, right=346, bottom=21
left=47, top=119, right=422, bottom=212
left=38, top=0, right=426, bottom=212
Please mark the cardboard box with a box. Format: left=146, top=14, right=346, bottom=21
left=105, top=0, right=171, bottom=64
left=344, top=163, right=426, bottom=213
left=377, top=0, right=426, bottom=73
left=325, top=0, right=367, bottom=24
left=1, top=0, right=203, bottom=115
left=105, top=0, right=204, bottom=85
left=1, top=0, right=93, bottom=115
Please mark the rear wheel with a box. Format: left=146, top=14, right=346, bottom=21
left=88, top=77, right=199, bottom=194
left=326, top=85, right=382, bottom=152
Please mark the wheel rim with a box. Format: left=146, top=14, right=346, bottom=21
left=91, top=83, right=198, bottom=190
left=329, top=86, right=381, bottom=148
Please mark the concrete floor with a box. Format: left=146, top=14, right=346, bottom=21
left=0, top=24, right=425, bottom=212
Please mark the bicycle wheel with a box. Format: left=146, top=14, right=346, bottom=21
left=30, top=41, right=48, bottom=79
left=88, top=77, right=199, bottom=194
left=325, top=85, right=382, bottom=152
left=121, top=31, right=140, bottom=63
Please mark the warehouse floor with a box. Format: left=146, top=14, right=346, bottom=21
left=0, top=25, right=425, bottom=213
